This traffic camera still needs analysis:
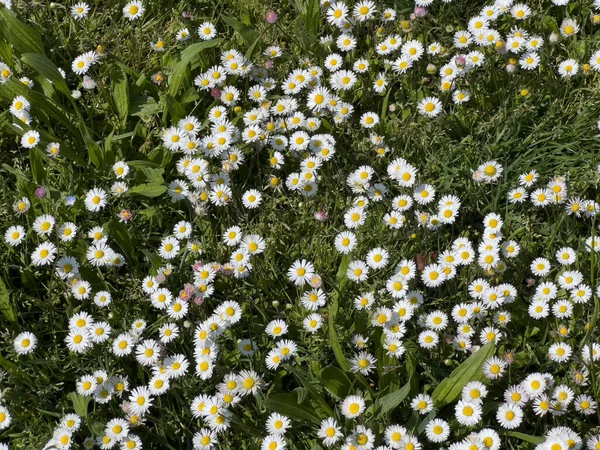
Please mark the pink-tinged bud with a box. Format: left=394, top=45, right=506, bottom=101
left=414, top=7, right=427, bottom=17
left=35, top=186, right=47, bottom=198
left=118, top=209, right=133, bottom=223
left=455, top=55, right=467, bottom=67
left=266, top=10, right=278, bottom=24
left=265, top=60, right=274, bottom=69
left=211, top=88, right=221, bottom=99
left=315, top=211, right=328, bottom=221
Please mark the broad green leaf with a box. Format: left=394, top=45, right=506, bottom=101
left=142, top=249, right=163, bottom=272
left=79, top=117, right=103, bottom=167
left=21, top=53, right=71, bottom=97
left=128, top=183, right=167, bottom=197
left=0, top=9, right=44, bottom=55
left=29, top=147, right=46, bottom=184
left=107, top=220, right=135, bottom=263
left=375, top=382, right=411, bottom=415
left=68, top=392, right=90, bottom=418
left=130, top=95, right=160, bottom=116
left=267, top=393, right=321, bottom=425
left=164, top=94, right=186, bottom=124
left=320, top=366, right=351, bottom=399
left=223, top=16, right=260, bottom=46
left=112, top=68, right=129, bottom=129
left=87, top=421, right=105, bottom=436
left=168, top=39, right=223, bottom=95
left=328, top=255, right=351, bottom=371
left=0, top=277, right=16, bottom=323
left=139, top=167, right=164, bottom=184
left=506, top=432, right=545, bottom=445
left=127, top=160, right=161, bottom=168
left=0, top=40, right=12, bottom=66
left=431, top=342, right=495, bottom=408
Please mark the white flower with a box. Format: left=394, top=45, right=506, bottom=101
left=84, top=188, right=108, bottom=212
left=123, top=0, right=144, bottom=20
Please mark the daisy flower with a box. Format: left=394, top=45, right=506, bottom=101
left=123, top=0, right=144, bottom=20
left=14, top=331, right=37, bottom=355
left=341, top=395, right=365, bottom=419
left=4, top=225, right=25, bottom=246
left=417, top=97, right=442, bottom=117
left=31, top=242, right=57, bottom=266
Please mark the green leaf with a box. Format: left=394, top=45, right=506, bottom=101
left=107, top=220, right=135, bottom=263
left=223, top=16, right=260, bottom=46
left=267, top=393, right=321, bottom=425
left=431, top=342, right=495, bottom=408
left=128, top=183, right=167, bottom=197
left=139, top=167, right=164, bottom=184
left=112, top=68, right=129, bottom=129
left=142, top=249, right=163, bottom=272
left=245, top=35, right=263, bottom=60
left=29, top=147, right=46, bottom=184
left=21, top=53, right=71, bottom=97
left=0, top=9, right=44, bottom=55
left=164, top=94, right=186, bottom=124
left=130, top=95, right=160, bottom=116
left=328, top=255, right=351, bottom=372
left=320, top=366, right=352, bottom=399
left=375, top=382, right=411, bottom=415
left=0, top=277, right=16, bottom=323
left=0, top=40, right=12, bottom=66
left=79, top=117, right=103, bottom=167
left=67, top=392, right=90, bottom=418
left=506, top=432, right=545, bottom=445
left=168, top=39, right=223, bottom=95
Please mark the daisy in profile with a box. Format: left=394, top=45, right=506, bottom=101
left=417, top=97, right=442, bottom=117
left=123, top=0, right=144, bottom=20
